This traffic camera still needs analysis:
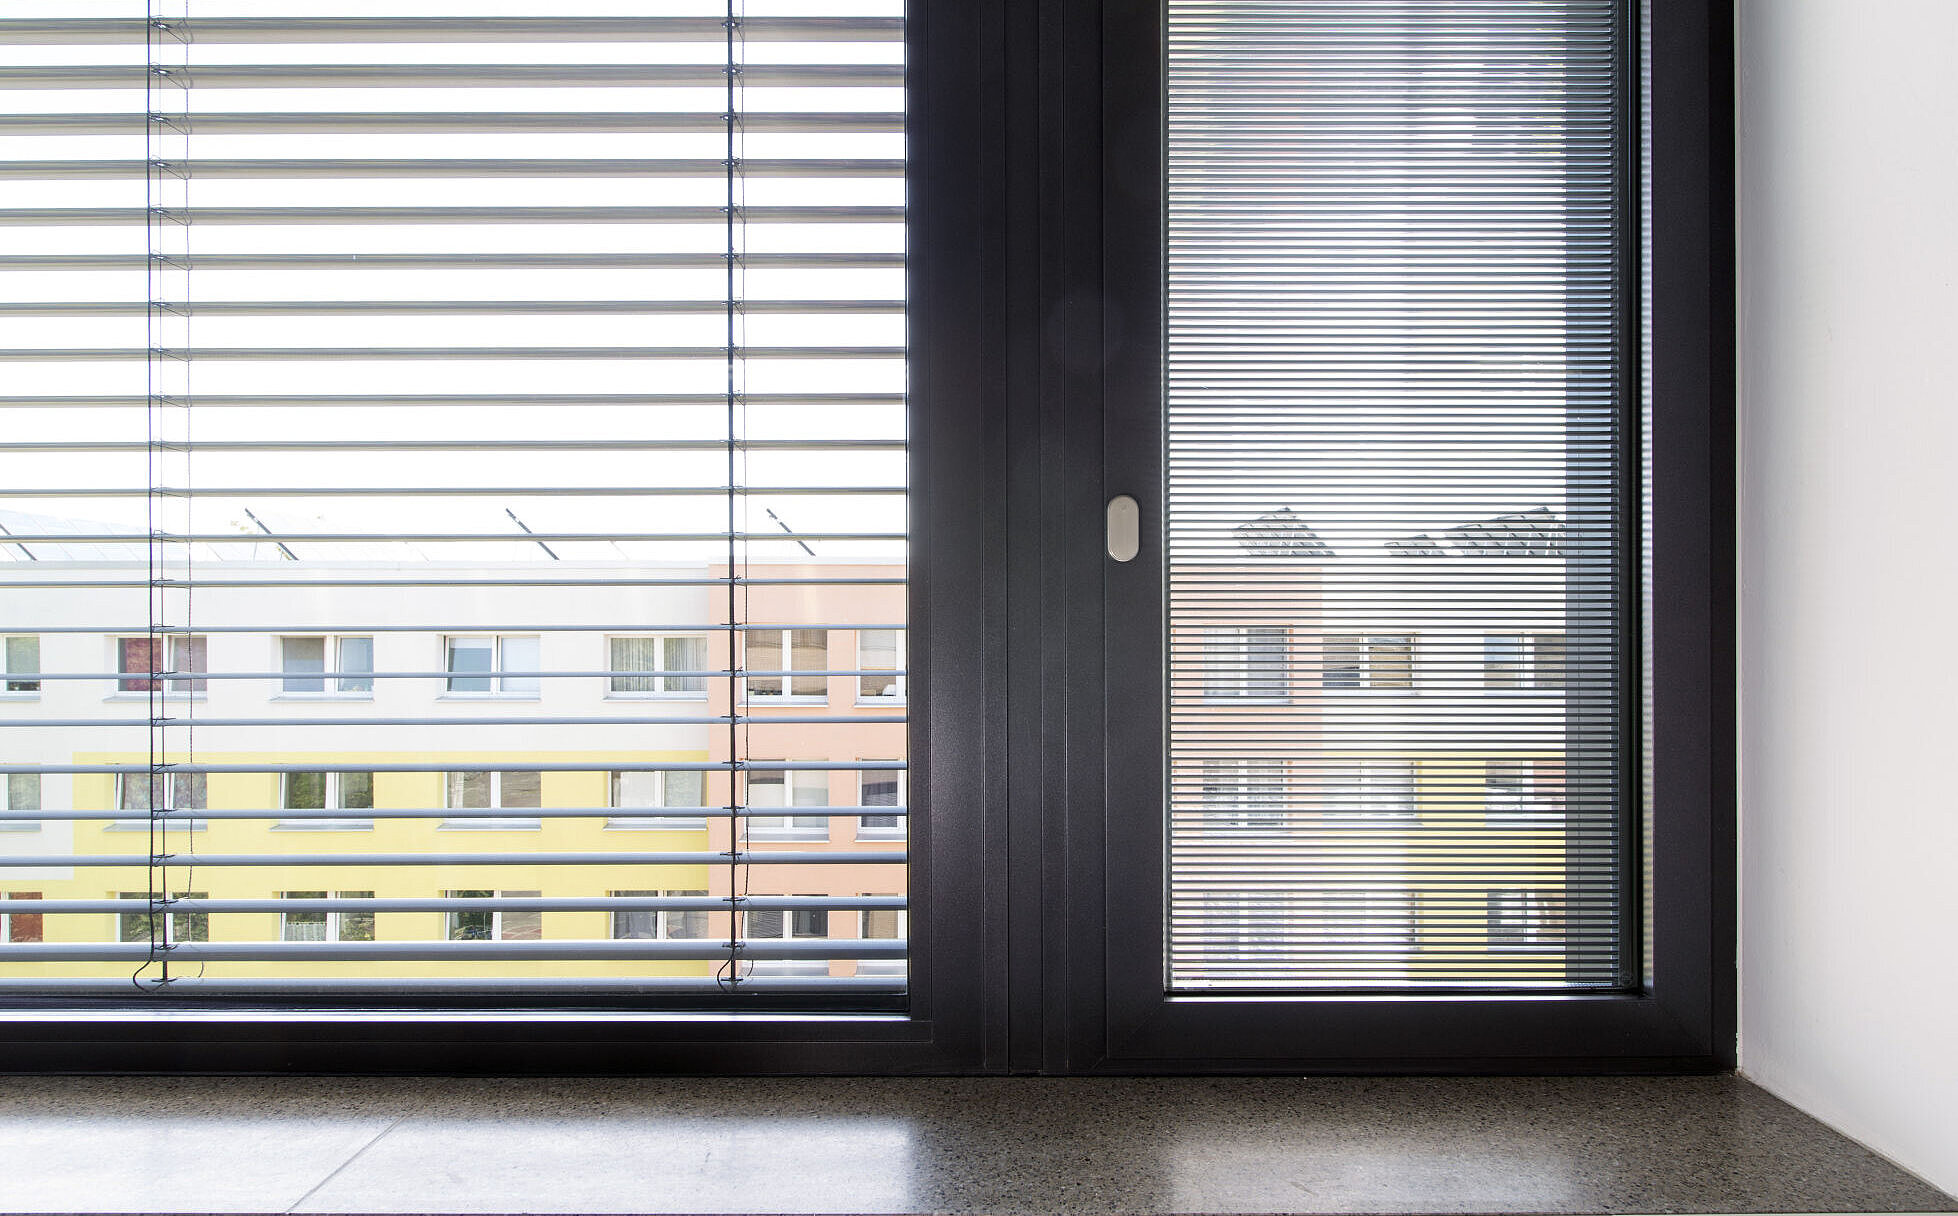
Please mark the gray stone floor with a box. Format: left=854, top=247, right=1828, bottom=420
left=0, top=1074, right=1949, bottom=1214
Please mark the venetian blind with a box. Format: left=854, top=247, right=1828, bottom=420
left=1165, top=0, right=1629, bottom=989
left=0, top=0, right=908, bottom=1002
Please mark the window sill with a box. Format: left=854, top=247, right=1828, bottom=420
left=606, top=818, right=709, bottom=830
left=269, top=694, right=375, bottom=703
left=0, top=823, right=43, bottom=833
left=435, top=694, right=541, bottom=703
left=270, top=822, right=375, bottom=831
left=0, top=692, right=41, bottom=701
left=437, top=819, right=542, bottom=830
left=741, top=697, right=829, bottom=708
left=104, top=693, right=207, bottom=703
left=747, top=831, right=832, bottom=843
left=103, top=821, right=207, bottom=831
left=604, top=692, right=710, bottom=702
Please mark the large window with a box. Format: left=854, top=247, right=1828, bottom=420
left=0, top=0, right=1728, bottom=1074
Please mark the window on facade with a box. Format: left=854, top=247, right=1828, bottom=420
left=1319, top=762, right=1418, bottom=824
left=746, top=768, right=830, bottom=838
left=444, top=771, right=542, bottom=829
left=280, top=635, right=373, bottom=695
left=1484, top=633, right=1565, bottom=691
left=607, top=769, right=706, bottom=830
left=0, top=774, right=40, bottom=833
left=1486, top=889, right=1561, bottom=949
left=607, top=636, right=708, bottom=696
left=280, top=891, right=376, bottom=943
left=1, top=636, right=39, bottom=694
left=118, top=893, right=208, bottom=945
left=446, top=891, right=542, bottom=943
left=444, top=635, right=540, bottom=696
left=745, top=629, right=828, bottom=699
left=0, top=894, right=42, bottom=945
left=858, top=768, right=904, bottom=837
left=1198, top=761, right=1288, bottom=829
left=117, top=772, right=206, bottom=813
left=1202, top=625, right=1289, bottom=700
left=611, top=890, right=708, bottom=941
left=281, top=771, right=375, bottom=830
left=857, top=629, right=904, bottom=701
left=1320, top=635, right=1414, bottom=691
left=116, top=636, right=206, bottom=694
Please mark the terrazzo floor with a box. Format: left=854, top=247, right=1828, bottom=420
left=0, top=1074, right=1948, bottom=1215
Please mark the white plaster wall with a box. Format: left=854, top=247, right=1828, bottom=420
left=1739, top=0, right=1958, bottom=1193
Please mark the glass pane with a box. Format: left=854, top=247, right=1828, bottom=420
left=446, top=639, right=493, bottom=694
left=337, top=636, right=374, bottom=695
left=663, top=636, right=708, bottom=694
left=447, top=772, right=492, bottom=810
left=338, top=772, right=375, bottom=811
left=790, top=629, right=828, bottom=698
left=498, top=771, right=542, bottom=809
left=5, top=774, right=40, bottom=814
left=746, top=631, right=784, bottom=697
left=170, top=636, right=207, bottom=693
left=0, top=4, right=908, bottom=1006
left=858, top=629, right=898, bottom=698
left=662, top=770, right=703, bottom=809
left=609, top=637, right=660, bottom=694
left=285, top=772, right=327, bottom=811
left=499, top=636, right=540, bottom=695
left=1165, top=0, right=1626, bottom=989
left=4, top=636, right=39, bottom=693
left=281, top=637, right=326, bottom=694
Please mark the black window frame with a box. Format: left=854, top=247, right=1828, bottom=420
left=0, top=0, right=1731, bottom=1074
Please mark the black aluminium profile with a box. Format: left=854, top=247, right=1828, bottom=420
left=1081, top=0, right=1735, bottom=1073
left=0, top=0, right=1006, bottom=1073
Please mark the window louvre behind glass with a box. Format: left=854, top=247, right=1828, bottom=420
left=1165, top=0, right=1629, bottom=990
left=0, top=1, right=907, bottom=1003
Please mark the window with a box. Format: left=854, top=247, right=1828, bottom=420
left=0, top=894, right=41, bottom=945
left=444, top=635, right=539, bottom=696
left=280, top=892, right=376, bottom=943
left=1486, top=890, right=1561, bottom=949
left=1202, top=626, right=1289, bottom=700
left=1320, top=762, right=1418, bottom=824
left=112, top=771, right=206, bottom=832
left=608, top=769, right=706, bottom=830
left=746, top=768, right=829, bottom=839
left=858, top=767, right=905, bottom=838
left=116, top=772, right=206, bottom=813
left=745, top=902, right=828, bottom=941
left=1321, top=635, right=1414, bottom=691
left=745, top=629, right=828, bottom=700
left=118, top=893, right=208, bottom=945
left=1199, top=761, right=1288, bottom=828
left=279, top=635, right=374, bottom=696
left=446, top=891, right=542, bottom=942
left=1, top=636, right=39, bottom=695
left=607, top=636, right=708, bottom=697
left=116, top=635, right=206, bottom=694
left=443, top=771, right=542, bottom=830
left=0, top=773, right=40, bottom=833
left=611, top=890, right=708, bottom=941
left=860, top=904, right=904, bottom=941
left=857, top=629, right=905, bottom=701
left=279, top=771, right=375, bottom=831
left=1484, top=761, right=1563, bottom=830
left=1483, top=633, right=1566, bottom=691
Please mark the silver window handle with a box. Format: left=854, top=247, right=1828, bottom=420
left=1106, top=495, right=1140, bottom=562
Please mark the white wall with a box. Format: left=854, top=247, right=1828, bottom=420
left=1739, top=0, right=1958, bottom=1193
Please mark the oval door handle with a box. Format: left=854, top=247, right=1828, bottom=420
left=1106, top=494, right=1140, bottom=562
